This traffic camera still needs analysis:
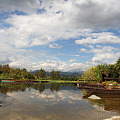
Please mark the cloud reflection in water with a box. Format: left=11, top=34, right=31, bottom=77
left=6, top=88, right=82, bottom=104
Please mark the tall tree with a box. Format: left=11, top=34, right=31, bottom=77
left=39, top=68, right=46, bottom=79
left=81, top=67, right=102, bottom=83
left=50, top=70, right=55, bottom=79
left=50, top=70, right=60, bottom=80
left=34, top=71, right=39, bottom=79
left=114, top=57, right=120, bottom=78
left=56, top=71, right=60, bottom=79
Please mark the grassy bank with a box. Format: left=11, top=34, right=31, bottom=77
left=37, top=79, right=78, bottom=83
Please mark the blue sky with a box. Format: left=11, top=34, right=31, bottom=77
left=0, top=0, right=120, bottom=72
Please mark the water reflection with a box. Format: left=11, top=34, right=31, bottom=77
left=0, top=82, right=119, bottom=120
left=0, top=101, right=2, bottom=107
left=82, top=89, right=120, bottom=114
left=0, top=83, right=82, bottom=105
left=0, top=83, right=30, bottom=94
left=50, top=83, right=60, bottom=92
left=0, top=83, right=72, bottom=94
left=88, top=98, right=120, bottom=113
left=33, top=83, right=46, bottom=93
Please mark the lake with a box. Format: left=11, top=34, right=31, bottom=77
left=0, top=82, right=119, bottom=120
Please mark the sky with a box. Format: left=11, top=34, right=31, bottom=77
left=0, top=0, right=120, bottom=72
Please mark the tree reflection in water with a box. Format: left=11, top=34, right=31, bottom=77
left=50, top=83, right=60, bottom=92
left=33, top=83, right=46, bottom=93
left=0, top=82, right=74, bottom=95
left=0, top=83, right=28, bottom=94
left=0, top=82, right=61, bottom=95
left=0, top=101, right=2, bottom=107
left=2, top=83, right=120, bottom=114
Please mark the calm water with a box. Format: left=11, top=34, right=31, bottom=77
left=0, top=82, right=119, bottom=120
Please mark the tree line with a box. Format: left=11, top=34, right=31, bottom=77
left=81, top=57, right=120, bottom=83
left=0, top=65, right=61, bottom=80
left=0, top=57, right=120, bottom=82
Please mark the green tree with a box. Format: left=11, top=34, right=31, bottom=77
left=50, top=70, right=60, bottom=80
left=56, top=71, right=60, bottom=79
left=114, top=57, right=120, bottom=78
left=25, top=73, right=35, bottom=79
left=81, top=67, right=102, bottom=83
left=39, top=68, right=47, bottom=79
left=2, top=64, right=10, bottom=74
left=34, top=71, right=39, bottom=79
left=0, top=70, right=2, bottom=75
left=50, top=70, right=56, bottom=79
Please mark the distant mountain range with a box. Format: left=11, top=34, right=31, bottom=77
left=32, top=70, right=83, bottom=77
left=56, top=71, right=83, bottom=77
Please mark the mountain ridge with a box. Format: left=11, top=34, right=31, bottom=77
left=32, top=70, right=83, bottom=77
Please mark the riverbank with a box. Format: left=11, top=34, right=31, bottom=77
left=1, top=79, right=78, bottom=83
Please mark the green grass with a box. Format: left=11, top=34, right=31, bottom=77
left=36, top=79, right=78, bottom=83
left=102, top=81, right=118, bottom=85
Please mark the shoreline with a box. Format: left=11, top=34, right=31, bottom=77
left=104, top=115, right=120, bottom=120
